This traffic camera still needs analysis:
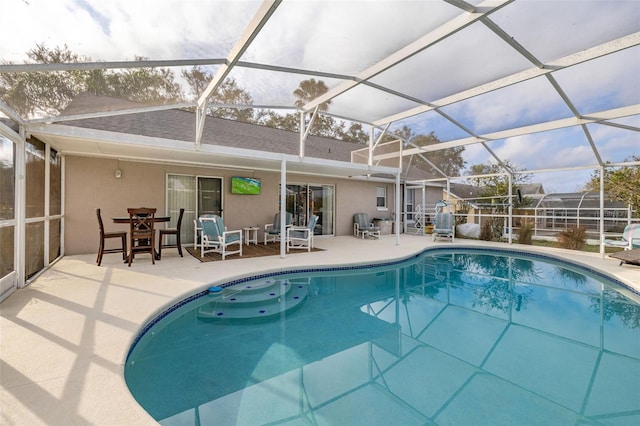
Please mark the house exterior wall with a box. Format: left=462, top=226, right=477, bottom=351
left=64, top=156, right=396, bottom=255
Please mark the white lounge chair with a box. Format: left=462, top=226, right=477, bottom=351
left=602, top=223, right=640, bottom=252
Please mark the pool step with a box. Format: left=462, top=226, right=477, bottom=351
left=197, top=279, right=308, bottom=320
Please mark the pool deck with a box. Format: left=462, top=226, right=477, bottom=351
left=2, top=235, right=639, bottom=425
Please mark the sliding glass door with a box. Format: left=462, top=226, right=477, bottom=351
left=285, top=183, right=334, bottom=236
left=166, top=174, right=222, bottom=246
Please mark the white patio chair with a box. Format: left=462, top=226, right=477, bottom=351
left=287, top=215, right=319, bottom=252
left=200, top=215, right=242, bottom=260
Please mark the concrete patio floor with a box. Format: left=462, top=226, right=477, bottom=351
left=2, top=235, right=639, bottom=425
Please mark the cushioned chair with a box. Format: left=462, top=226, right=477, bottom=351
left=127, top=207, right=157, bottom=266
left=287, top=215, right=318, bottom=252
left=353, top=213, right=380, bottom=239
left=264, top=212, right=293, bottom=244
left=158, top=208, right=184, bottom=259
left=200, top=215, right=242, bottom=260
left=602, top=223, right=640, bottom=252
left=96, top=208, right=127, bottom=266
left=432, top=201, right=455, bottom=242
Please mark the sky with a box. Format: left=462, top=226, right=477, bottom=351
left=1, top=0, right=639, bottom=193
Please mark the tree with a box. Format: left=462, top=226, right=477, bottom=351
left=410, top=132, right=465, bottom=177
left=584, top=156, right=640, bottom=216
left=293, top=78, right=331, bottom=111
left=0, top=44, right=184, bottom=118
left=390, top=126, right=466, bottom=177
left=336, top=121, right=368, bottom=144
left=467, top=160, right=532, bottom=206
left=0, top=44, right=89, bottom=117
left=107, top=57, right=183, bottom=104
left=256, top=109, right=299, bottom=131
left=292, top=78, right=340, bottom=136
left=182, top=67, right=255, bottom=122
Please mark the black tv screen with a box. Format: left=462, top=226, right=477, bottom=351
left=230, top=176, right=261, bottom=195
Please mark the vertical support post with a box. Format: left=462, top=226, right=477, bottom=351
left=402, top=183, right=407, bottom=234
left=421, top=182, right=426, bottom=233
left=60, top=155, right=66, bottom=256
left=299, top=111, right=305, bottom=158
left=368, top=128, right=374, bottom=167
left=16, top=127, right=26, bottom=288
left=395, top=171, right=401, bottom=245
left=508, top=174, right=513, bottom=244
left=44, top=144, right=50, bottom=266
left=599, top=165, right=605, bottom=256
left=280, top=158, right=287, bottom=258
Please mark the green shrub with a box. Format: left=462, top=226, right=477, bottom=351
left=518, top=221, right=533, bottom=245
left=480, top=222, right=492, bottom=241
left=556, top=226, right=587, bottom=250
left=480, top=218, right=502, bottom=241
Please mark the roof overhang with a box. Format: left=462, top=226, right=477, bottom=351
left=26, top=122, right=400, bottom=180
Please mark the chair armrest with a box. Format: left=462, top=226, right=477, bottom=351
left=287, top=226, right=310, bottom=237
left=222, top=229, right=242, bottom=239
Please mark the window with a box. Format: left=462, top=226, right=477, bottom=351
left=406, top=189, right=414, bottom=221
left=376, top=186, right=387, bottom=210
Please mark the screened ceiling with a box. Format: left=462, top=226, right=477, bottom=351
left=0, top=0, right=638, bottom=191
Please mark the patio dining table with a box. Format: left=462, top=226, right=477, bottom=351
left=111, top=216, right=171, bottom=224
left=112, top=214, right=172, bottom=261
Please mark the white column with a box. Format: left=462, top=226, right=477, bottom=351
left=599, top=165, right=605, bottom=256
left=395, top=171, right=401, bottom=245
left=508, top=174, right=513, bottom=244
left=16, top=127, right=26, bottom=287
left=280, top=158, right=287, bottom=258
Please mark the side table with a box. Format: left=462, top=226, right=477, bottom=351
left=243, top=227, right=259, bottom=245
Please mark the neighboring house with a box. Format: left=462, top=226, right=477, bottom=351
left=445, top=182, right=547, bottom=225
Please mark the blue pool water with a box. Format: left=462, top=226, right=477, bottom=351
left=125, top=249, right=640, bottom=425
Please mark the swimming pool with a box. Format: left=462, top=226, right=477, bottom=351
left=125, top=248, right=640, bottom=425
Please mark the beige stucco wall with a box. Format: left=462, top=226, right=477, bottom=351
left=64, top=156, right=396, bottom=255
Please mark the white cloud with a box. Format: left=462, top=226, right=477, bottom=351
left=1, top=0, right=260, bottom=62
left=2, top=0, right=637, bottom=193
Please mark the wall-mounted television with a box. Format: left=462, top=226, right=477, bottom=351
left=230, top=176, right=261, bottom=195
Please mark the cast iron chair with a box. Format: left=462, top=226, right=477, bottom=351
left=96, top=208, right=127, bottom=266
left=158, top=208, right=184, bottom=259
left=127, top=207, right=156, bottom=266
